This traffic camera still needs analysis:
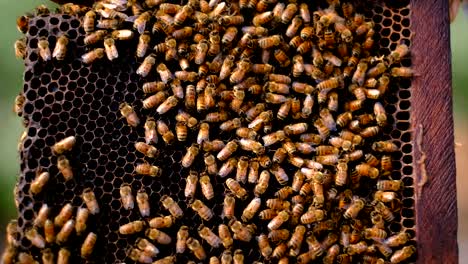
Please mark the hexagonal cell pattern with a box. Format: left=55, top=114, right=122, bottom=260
left=10, top=1, right=415, bottom=263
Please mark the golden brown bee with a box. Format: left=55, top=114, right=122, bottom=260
left=268, top=229, right=290, bottom=243
left=241, top=197, right=261, bottom=222
left=81, top=48, right=105, bottom=64
left=80, top=232, right=97, bottom=258
left=198, top=225, right=222, bottom=248
left=198, top=173, right=213, bottom=200
left=128, top=248, right=152, bottom=264
left=117, top=183, right=134, bottom=211
left=360, top=126, right=380, bottom=138
left=82, top=188, right=100, bottom=215
left=388, top=43, right=410, bottom=65
left=182, top=144, right=200, bottom=168
left=52, top=35, right=68, bottom=61
left=252, top=11, right=274, bottom=26
left=119, top=102, right=141, bottom=128
left=344, top=198, right=365, bottom=219
left=135, top=163, right=161, bottom=177
left=33, top=204, right=50, bottom=228
left=136, top=54, right=156, bottom=77
left=232, top=249, right=244, bottom=264
left=187, top=238, right=206, bottom=260
left=57, top=155, right=73, bottom=181
left=385, top=232, right=410, bottom=248
left=221, top=26, right=238, bottom=46
left=269, top=164, right=289, bottom=185
left=30, top=171, right=49, bottom=195
left=37, top=38, right=51, bottom=61
left=73, top=207, right=89, bottom=236
left=390, top=245, right=416, bottom=263
left=288, top=225, right=306, bottom=252
left=132, top=11, right=151, bottom=34
left=373, top=140, right=399, bottom=152
left=14, top=38, right=26, bottom=60
left=16, top=252, right=35, bottom=264
left=281, top=3, right=298, bottom=24
left=271, top=243, right=287, bottom=259
left=182, top=171, right=198, bottom=199
left=136, top=238, right=159, bottom=257
left=103, top=38, right=118, bottom=61
left=25, top=227, right=45, bottom=248
left=215, top=224, right=232, bottom=249
left=152, top=256, right=177, bottom=264
left=300, top=208, right=325, bottom=224
left=191, top=199, right=213, bottom=221
left=226, top=178, right=247, bottom=199
left=376, top=180, right=402, bottom=193
left=159, top=195, right=182, bottom=219
left=135, top=189, right=150, bottom=217
left=135, top=142, right=158, bottom=158
left=268, top=210, right=289, bottom=230
left=255, top=234, right=272, bottom=259
left=146, top=228, right=172, bottom=245
left=56, top=219, right=75, bottom=244
left=53, top=136, right=76, bottom=155
left=156, top=63, right=174, bottom=85
left=16, top=15, right=29, bottom=34
left=119, top=220, right=145, bottom=235
left=57, top=248, right=70, bottom=264
left=217, top=140, right=238, bottom=161
left=175, top=225, right=189, bottom=254
left=42, top=248, right=54, bottom=264
left=84, top=30, right=107, bottom=45
left=230, top=220, right=254, bottom=242
left=83, top=10, right=96, bottom=33
left=391, top=67, right=414, bottom=78
left=367, top=62, right=387, bottom=78
left=274, top=49, right=291, bottom=67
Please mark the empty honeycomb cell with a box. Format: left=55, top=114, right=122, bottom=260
left=402, top=218, right=415, bottom=228
left=389, top=222, right=402, bottom=233
left=396, top=111, right=410, bottom=121
left=402, top=144, right=413, bottom=154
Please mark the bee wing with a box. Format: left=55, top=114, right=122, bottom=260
left=126, top=15, right=138, bottom=23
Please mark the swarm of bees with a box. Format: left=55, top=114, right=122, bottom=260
left=7, top=0, right=417, bottom=263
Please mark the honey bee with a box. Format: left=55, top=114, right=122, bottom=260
left=239, top=138, right=265, bottom=155
left=117, top=184, right=134, bottom=211
left=32, top=204, right=49, bottom=229
left=57, top=155, right=73, bottom=181
left=232, top=249, right=244, bottom=264
left=72, top=207, right=88, bottom=236
left=16, top=15, right=29, bottom=34
left=268, top=229, right=290, bottom=243
left=136, top=238, right=159, bottom=257
left=271, top=243, right=288, bottom=259
left=390, top=245, right=416, bottom=263
left=255, top=234, right=272, bottom=258
left=220, top=118, right=242, bottom=132
left=37, top=38, right=51, bottom=61
left=198, top=173, right=213, bottom=200
left=252, top=11, right=274, bottom=26
left=182, top=144, right=200, bottom=168
left=135, top=163, right=162, bottom=178
left=83, top=11, right=96, bottom=33
left=103, top=38, right=118, bottom=61
left=161, top=195, right=183, bottom=218
left=274, top=49, right=291, bottom=67
left=56, top=219, right=75, bottom=244
left=132, top=11, right=151, bottom=33
left=84, top=30, right=107, bottom=46
left=217, top=224, right=233, bottom=249
left=146, top=228, right=172, bottom=245
left=30, top=171, right=49, bottom=195
left=53, top=136, right=76, bottom=155
left=82, top=188, right=100, bottom=215
left=221, top=26, right=238, bottom=46
left=52, top=35, right=68, bottom=61
left=187, top=238, right=206, bottom=260
left=226, top=178, right=247, bottom=200
left=191, top=199, right=213, bottom=221
left=41, top=248, right=54, bottom=264
left=241, top=197, right=261, bottom=222
left=174, top=225, right=189, bottom=254
left=217, top=141, right=238, bottom=161
left=118, top=103, right=141, bottom=127
left=385, top=232, right=410, bottom=248
left=57, top=248, right=70, bottom=264
left=230, top=220, right=253, bottom=242
left=198, top=225, right=222, bottom=248
left=25, top=227, right=45, bottom=248
left=270, top=164, right=289, bottom=185
left=344, top=198, right=365, bottom=219
left=153, top=256, right=177, bottom=264
left=183, top=171, right=198, bottom=199
left=128, top=248, right=152, bottom=264
left=372, top=141, right=399, bottom=152
left=136, top=54, right=156, bottom=77
left=81, top=48, right=105, bottom=64
left=135, top=142, right=158, bottom=158
left=268, top=210, right=289, bottom=230
left=135, top=190, right=150, bottom=217
left=80, top=232, right=97, bottom=258
left=388, top=44, right=410, bottom=65
left=222, top=194, right=236, bottom=219
left=14, top=38, right=26, bottom=60
left=377, top=180, right=402, bottom=191
left=391, top=66, right=414, bottom=78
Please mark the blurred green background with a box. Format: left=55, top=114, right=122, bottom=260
left=0, top=0, right=467, bottom=261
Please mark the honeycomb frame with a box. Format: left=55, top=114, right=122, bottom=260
left=9, top=0, right=458, bottom=263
